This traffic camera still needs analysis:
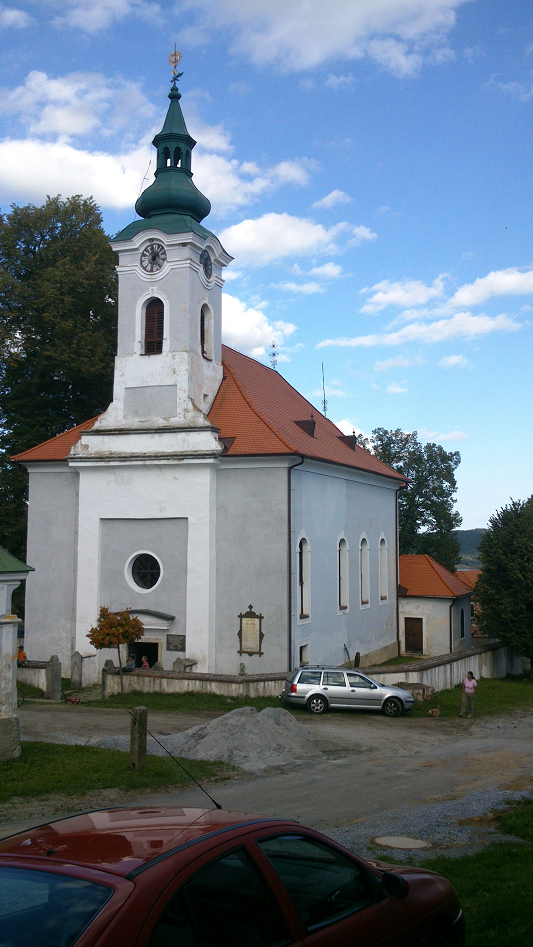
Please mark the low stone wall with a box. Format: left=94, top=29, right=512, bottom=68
left=17, top=656, right=62, bottom=698
left=102, top=668, right=288, bottom=699
left=17, top=661, right=47, bottom=692
left=362, top=642, right=523, bottom=692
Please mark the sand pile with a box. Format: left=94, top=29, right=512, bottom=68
left=97, top=706, right=322, bottom=772
left=167, top=706, right=322, bottom=771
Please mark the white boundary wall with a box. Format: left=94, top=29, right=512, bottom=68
left=364, top=643, right=524, bottom=692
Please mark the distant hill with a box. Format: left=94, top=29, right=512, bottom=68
left=454, top=528, right=485, bottom=569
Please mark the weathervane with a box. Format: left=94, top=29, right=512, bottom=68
left=169, top=45, right=183, bottom=83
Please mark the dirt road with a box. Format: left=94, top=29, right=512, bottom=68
left=2, top=701, right=531, bottom=845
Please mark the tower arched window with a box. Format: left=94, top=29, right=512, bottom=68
left=298, top=537, right=310, bottom=619
left=144, top=298, right=164, bottom=355
left=173, top=147, right=182, bottom=167
left=379, top=537, right=388, bottom=603
left=163, top=146, right=170, bottom=167
left=338, top=537, right=348, bottom=610
left=360, top=536, right=370, bottom=606
left=200, top=304, right=214, bottom=360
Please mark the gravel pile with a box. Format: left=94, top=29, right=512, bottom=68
left=97, top=706, right=323, bottom=771
left=324, top=787, right=533, bottom=862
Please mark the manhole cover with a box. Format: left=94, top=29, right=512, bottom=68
left=373, top=836, right=431, bottom=850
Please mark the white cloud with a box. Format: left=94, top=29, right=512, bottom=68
left=0, top=137, right=149, bottom=208
left=325, top=73, right=356, bottom=90
left=219, top=213, right=374, bottom=266
left=0, top=70, right=154, bottom=138
left=485, top=75, right=533, bottom=103
left=317, top=311, right=521, bottom=349
left=312, top=189, right=351, bottom=209
left=439, top=354, right=468, bottom=368
left=351, top=225, right=377, bottom=246
left=419, top=427, right=467, bottom=441
left=275, top=281, right=326, bottom=294
left=49, top=0, right=160, bottom=33
left=222, top=292, right=296, bottom=358
left=446, top=267, right=533, bottom=309
left=309, top=262, right=343, bottom=278
left=185, top=0, right=465, bottom=74
left=375, top=355, right=424, bottom=371
left=335, top=419, right=365, bottom=437
left=0, top=6, right=32, bottom=27
left=222, top=269, right=243, bottom=281
left=387, top=383, right=407, bottom=393
left=311, top=386, right=349, bottom=398
left=361, top=275, right=445, bottom=312
left=366, top=37, right=423, bottom=77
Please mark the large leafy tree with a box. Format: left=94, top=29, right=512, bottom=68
left=0, top=196, right=117, bottom=558
left=476, top=497, right=533, bottom=671
left=357, top=428, right=462, bottom=571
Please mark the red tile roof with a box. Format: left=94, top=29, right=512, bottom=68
left=399, top=554, right=473, bottom=599
left=456, top=569, right=481, bottom=590
left=12, top=417, right=100, bottom=462
left=12, top=346, right=405, bottom=482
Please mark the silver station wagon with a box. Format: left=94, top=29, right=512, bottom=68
left=282, top=666, right=415, bottom=717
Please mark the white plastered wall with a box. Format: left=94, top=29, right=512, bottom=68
left=70, top=456, right=218, bottom=684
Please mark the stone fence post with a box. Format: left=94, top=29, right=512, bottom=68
left=130, top=706, right=147, bottom=771
left=0, top=616, right=21, bottom=760
left=71, top=651, right=82, bottom=690
left=45, top=654, right=61, bottom=700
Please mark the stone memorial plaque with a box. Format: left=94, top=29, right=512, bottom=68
left=167, top=634, right=186, bottom=652
left=238, top=605, right=264, bottom=656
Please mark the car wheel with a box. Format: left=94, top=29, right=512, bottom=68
left=307, top=695, right=327, bottom=715
left=382, top=697, right=402, bottom=718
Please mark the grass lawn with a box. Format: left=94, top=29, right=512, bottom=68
left=0, top=742, right=231, bottom=803
left=378, top=655, right=424, bottom=666
left=91, top=691, right=289, bottom=713
left=408, top=675, right=533, bottom=719
left=421, top=799, right=533, bottom=946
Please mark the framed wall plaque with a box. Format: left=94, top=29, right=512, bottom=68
left=167, top=634, right=186, bottom=652
left=238, top=605, right=264, bottom=656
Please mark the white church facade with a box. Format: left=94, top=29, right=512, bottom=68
left=14, top=71, right=406, bottom=685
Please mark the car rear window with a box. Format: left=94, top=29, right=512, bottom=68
left=285, top=669, right=300, bottom=685
left=297, top=670, right=322, bottom=685
left=0, top=866, right=112, bottom=947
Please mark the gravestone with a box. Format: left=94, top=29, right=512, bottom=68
left=71, top=651, right=83, bottom=690
left=45, top=654, right=61, bottom=700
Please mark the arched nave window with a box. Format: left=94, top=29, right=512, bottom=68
left=298, top=536, right=310, bottom=619
left=338, top=537, right=349, bottom=610
left=360, top=536, right=370, bottom=607
left=379, top=537, right=388, bottom=603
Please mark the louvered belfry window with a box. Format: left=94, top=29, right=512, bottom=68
left=145, top=298, right=164, bottom=354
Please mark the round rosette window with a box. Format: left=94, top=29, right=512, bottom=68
left=126, top=551, right=163, bottom=593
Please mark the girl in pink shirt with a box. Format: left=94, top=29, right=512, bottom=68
left=460, top=672, right=477, bottom=717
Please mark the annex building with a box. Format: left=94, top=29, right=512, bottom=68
left=14, top=72, right=406, bottom=684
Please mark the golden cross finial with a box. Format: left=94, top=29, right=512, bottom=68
left=169, top=45, right=182, bottom=81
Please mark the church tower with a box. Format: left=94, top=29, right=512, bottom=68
left=73, top=57, right=232, bottom=460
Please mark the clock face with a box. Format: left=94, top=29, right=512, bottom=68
left=140, top=242, right=167, bottom=273
left=200, top=249, right=213, bottom=280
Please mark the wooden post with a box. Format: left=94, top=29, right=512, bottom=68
left=130, top=705, right=147, bottom=771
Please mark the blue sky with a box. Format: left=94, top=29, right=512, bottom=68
left=0, top=0, right=532, bottom=529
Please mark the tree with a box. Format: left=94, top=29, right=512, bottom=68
left=0, top=195, right=117, bottom=559
left=357, top=428, right=462, bottom=571
left=476, top=497, right=533, bottom=674
left=88, top=607, right=145, bottom=693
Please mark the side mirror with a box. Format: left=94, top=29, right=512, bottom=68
left=381, top=871, right=409, bottom=900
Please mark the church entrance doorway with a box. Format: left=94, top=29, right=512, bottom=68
left=404, top=617, right=423, bottom=653
left=128, top=641, right=159, bottom=668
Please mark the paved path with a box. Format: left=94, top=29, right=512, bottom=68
left=3, top=702, right=533, bottom=851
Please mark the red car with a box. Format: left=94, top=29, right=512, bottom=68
left=0, top=807, right=464, bottom=947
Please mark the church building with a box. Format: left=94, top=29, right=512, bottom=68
left=14, top=68, right=406, bottom=685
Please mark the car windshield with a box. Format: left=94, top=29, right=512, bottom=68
left=0, top=866, right=113, bottom=947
